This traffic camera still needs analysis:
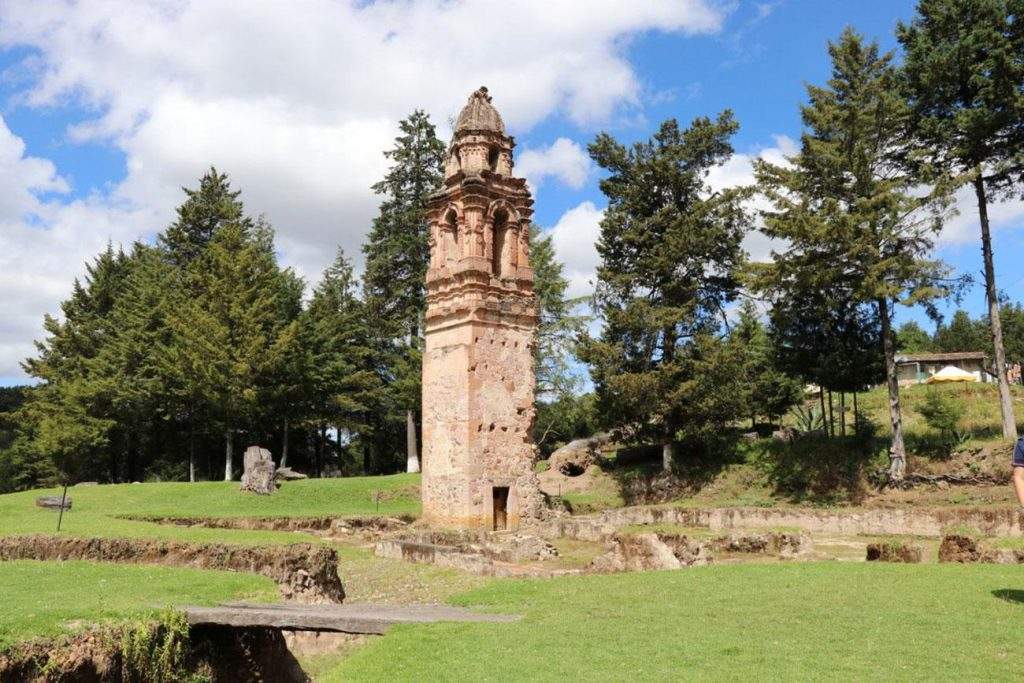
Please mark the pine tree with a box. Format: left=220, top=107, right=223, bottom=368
left=301, top=249, right=383, bottom=475
left=530, top=225, right=588, bottom=399
left=89, top=244, right=177, bottom=480
left=361, top=110, right=445, bottom=473
left=23, top=244, right=132, bottom=482
left=579, top=113, right=750, bottom=472
left=158, top=167, right=248, bottom=268
left=898, top=0, right=1024, bottom=439
left=754, top=29, right=956, bottom=479
left=896, top=321, right=935, bottom=353
left=731, top=301, right=803, bottom=429
left=170, top=220, right=285, bottom=480
left=934, top=310, right=990, bottom=353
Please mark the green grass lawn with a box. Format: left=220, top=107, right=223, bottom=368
left=326, top=562, right=1024, bottom=681
left=0, top=474, right=421, bottom=544
left=0, top=560, right=277, bottom=648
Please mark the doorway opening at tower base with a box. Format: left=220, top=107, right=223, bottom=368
left=492, top=486, right=509, bottom=531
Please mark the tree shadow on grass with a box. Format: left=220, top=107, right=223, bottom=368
left=601, top=434, right=747, bottom=506
left=992, top=589, right=1024, bottom=604
left=759, top=434, right=884, bottom=506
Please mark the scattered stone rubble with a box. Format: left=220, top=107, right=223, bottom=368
left=589, top=534, right=712, bottom=572
left=938, top=534, right=1024, bottom=564
left=866, top=541, right=924, bottom=563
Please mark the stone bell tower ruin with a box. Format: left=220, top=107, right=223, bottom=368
left=421, top=87, right=543, bottom=530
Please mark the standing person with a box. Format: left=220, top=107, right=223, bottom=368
left=1013, top=437, right=1024, bottom=508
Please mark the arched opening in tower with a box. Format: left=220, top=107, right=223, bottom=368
left=445, top=209, right=459, bottom=262
left=487, top=146, right=500, bottom=173
left=492, top=209, right=508, bottom=277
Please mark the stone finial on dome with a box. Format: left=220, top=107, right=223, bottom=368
left=454, top=86, right=506, bottom=134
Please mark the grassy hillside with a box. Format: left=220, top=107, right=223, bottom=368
left=848, top=381, right=1024, bottom=449
left=0, top=560, right=276, bottom=648
left=328, top=562, right=1024, bottom=681
left=0, top=474, right=421, bottom=544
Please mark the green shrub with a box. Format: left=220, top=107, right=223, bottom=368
left=917, top=389, right=967, bottom=452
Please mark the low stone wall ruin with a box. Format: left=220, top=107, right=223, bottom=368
left=374, top=531, right=559, bottom=577
left=0, top=535, right=345, bottom=603
left=549, top=505, right=1024, bottom=541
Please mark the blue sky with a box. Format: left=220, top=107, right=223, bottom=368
left=1, top=1, right=1022, bottom=387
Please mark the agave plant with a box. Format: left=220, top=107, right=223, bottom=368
left=791, top=404, right=825, bottom=434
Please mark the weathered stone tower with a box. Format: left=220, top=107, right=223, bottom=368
left=421, top=87, right=543, bottom=530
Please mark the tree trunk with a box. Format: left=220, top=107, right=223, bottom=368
left=662, top=440, right=674, bottom=473
left=840, top=392, right=846, bottom=437
left=827, top=388, right=835, bottom=438
left=188, top=428, right=196, bottom=483
left=223, top=430, right=233, bottom=481
left=974, top=173, right=1018, bottom=440
left=281, top=420, right=290, bottom=468
left=880, top=298, right=907, bottom=481
left=853, top=392, right=859, bottom=432
left=316, top=424, right=325, bottom=478
left=406, top=410, right=420, bottom=473
left=819, top=387, right=826, bottom=434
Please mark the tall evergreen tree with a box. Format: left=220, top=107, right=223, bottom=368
left=898, top=0, right=1024, bottom=439
left=934, top=310, right=990, bottom=353
left=89, top=244, right=177, bottom=480
left=754, top=29, right=955, bottom=479
left=579, top=113, right=750, bottom=472
left=361, top=110, right=445, bottom=473
left=301, top=249, right=382, bottom=475
left=170, top=220, right=286, bottom=480
left=158, top=167, right=249, bottom=268
left=23, top=245, right=132, bottom=482
left=530, top=225, right=588, bottom=399
left=731, top=300, right=803, bottom=429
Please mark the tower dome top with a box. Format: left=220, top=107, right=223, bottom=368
left=454, top=86, right=505, bottom=134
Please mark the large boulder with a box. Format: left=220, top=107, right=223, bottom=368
left=35, top=496, right=71, bottom=511
left=548, top=434, right=612, bottom=477
left=241, top=446, right=277, bottom=495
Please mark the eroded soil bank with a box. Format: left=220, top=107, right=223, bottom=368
left=0, top=622, right=309, bottom=683
left=0, top=535, right=344, bottom=603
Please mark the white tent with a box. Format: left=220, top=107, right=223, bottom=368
left=925, top=365, right=979, bottom=384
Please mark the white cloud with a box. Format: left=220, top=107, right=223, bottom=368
left=938, top=185, right=1024, bottom=247
left=707, top=135, right=796, bottom=263
left=517, top=138, right=592, bottom=190
left=546, top=201, right=605, bottom=299
left=0, top=115, right=156, bottom=381
left=0, top=0, right=727, bottom=380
